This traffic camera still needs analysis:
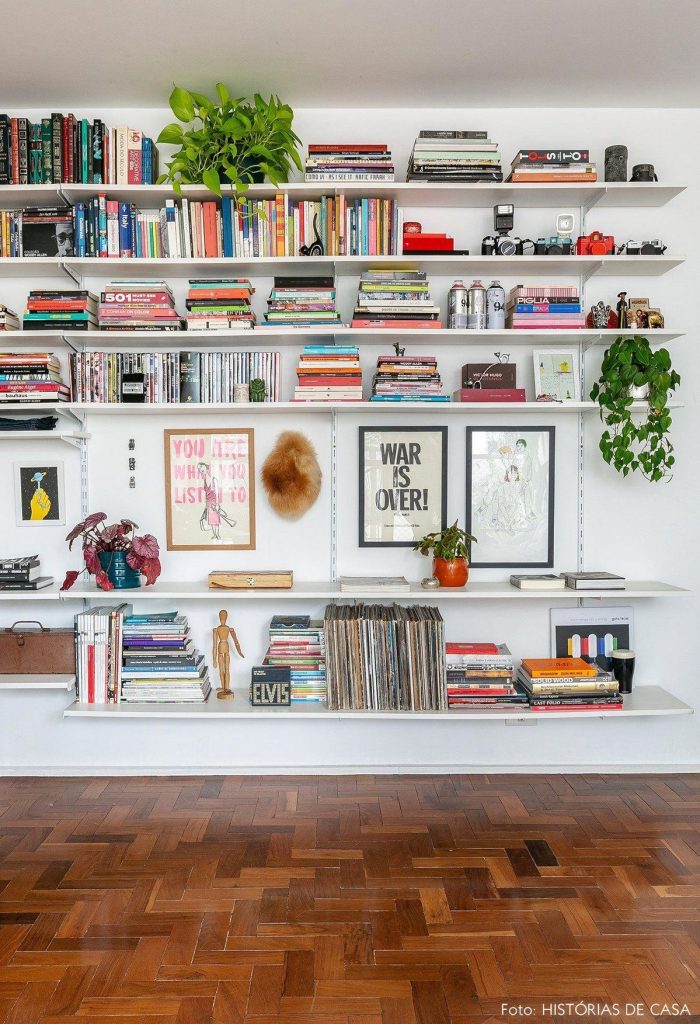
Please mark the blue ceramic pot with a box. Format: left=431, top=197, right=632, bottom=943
left=98, top=550, right=141, bottom=589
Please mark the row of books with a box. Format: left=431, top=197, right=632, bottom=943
left=294, top=344, right=361, bottom=402
left=69, top=350, right=280, bottom=404
left=0, top=554, right=53, bottom=591
left=507, top=284, right=585, bottom=330
left=261, top=615, right=327, bottom=702
left=351, top=270, right=442, bottom=329
left=324, top=603, right=447, bottom=711
left=0, top=350, right=69, bottom=403
left=0, top=115, right=157, bottom=185
left=304, top=144, right=394, bottom=182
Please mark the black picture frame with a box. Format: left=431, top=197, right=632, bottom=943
left=359, top=425, right=448, bottom=547
left=465, top=425, right=555, bottom=568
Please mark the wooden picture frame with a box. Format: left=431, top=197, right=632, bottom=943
left=164, top=428, right=255, bottom=551
left=465, top=425, right=555, bottom=568
left=359, top=426, right=448, bottom=547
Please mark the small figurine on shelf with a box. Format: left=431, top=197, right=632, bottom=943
left=250, top=378, right=266, bottom=402
left=616, top=291, right=629, bottom=329
left=587, top=300, right=616, bottom=330
left=212, top=609, right=244, bottom=701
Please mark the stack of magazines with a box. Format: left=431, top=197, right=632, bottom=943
left=324, top=603, right=446, bottom=711
left=120, top=611, right=211, bottom=704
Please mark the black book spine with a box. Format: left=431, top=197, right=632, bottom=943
left=51, top=113, right=62, bottom=183
left=179, top=351, right=201, bottom=403
left=92, top=120, right=103, bottom=184
left=86, top=122, right=93, bottom=184
left=0, top=115, right=10, bottom=184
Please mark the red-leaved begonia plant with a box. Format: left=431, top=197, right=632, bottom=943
left=61, top=512, right=161, bottom=591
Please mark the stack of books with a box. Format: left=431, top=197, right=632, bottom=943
left=351, top=270, right=442, bottom=329
left=98, top=281, right=183, bottom=332
left=294, top=344, right=362, bottom=402
left=445, top=642, right=527, bottom=709
left=262, top=276, right=343, bottom=328
left=186, top=279, right=255, bottom=331
left=0, top=305, right=19, bottom=331
left=304, top=144, right=395, bottom=182
left=370, top=353, right=448, bottom=402
left=261, top=615, right=327, bottom=702
left=23, top=290, right=97, bottom=332
left=0, top=554, right=53, bottom=591
left=0, top=351, right=70, bottom=403
left=324, top=603, right=447, bottom=711
left=562, top=571, right=626, bottom=591
left=517, top=657, right=622, bottom=713
left=120, top=611, right=211, bottom=704
left=507, top=285, right=585, bottom=329
left=407, top=130, right=503, bottom=182
left=0, top=114, right=156, bottom=185
left=339, top=576, right=410, bottom=594
left=508, top=149, right=597, bottom=183
left=69, top=350, right=280, bottom=404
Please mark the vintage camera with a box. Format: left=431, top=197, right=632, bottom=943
left=482, top=203, right=534, bottom=255
left=576, top=230, right=615, bottom=256
left=535, top=213, right=575, bottom=255
left=620, top=239, right=667, bottom=256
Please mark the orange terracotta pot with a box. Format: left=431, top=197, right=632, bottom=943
left=432, top=556, right=469, bottom=588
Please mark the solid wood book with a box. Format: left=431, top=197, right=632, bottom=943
left=208, top=570, right=293, bottom=590
left=521, top=657, right=597, bottom=678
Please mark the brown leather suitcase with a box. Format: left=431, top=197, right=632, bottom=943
left=0, top=620, right=75, bottom=674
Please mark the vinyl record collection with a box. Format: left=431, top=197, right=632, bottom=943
left=324, top=603, right=447, bottom=711
left=186, top=279, right=255, bottom=331
left=98, top=281, right=182, bottom=331
left=294, top=344, right=362, bottom=402
left=351, top=270, right=442, bottom=328
left=445, top=642, right=527, bottom=709
left=407, top=130, right=504, bottom=182
left=262, top=615, right=327, bottom=702
left=370, top=353, right=448, bottom=402
left=304, top=143, right=395, bottom=182
left=0, top=351, right=70, bottom=403
left=262, top=276, right=343, bottom=328
left=0, top=114, right=157, bottom=185
left=507, top=284, right=585, bottom=329
left=69, top=350, right=280, bottom=403
left=23, top=289, right=97, bottom=331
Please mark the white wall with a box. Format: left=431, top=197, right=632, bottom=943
left=0, top=105, right=697, bottom=773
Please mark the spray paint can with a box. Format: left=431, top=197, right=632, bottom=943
left=486, top=280, right=506, bottom=330
left=466, top=279, right=487, bottom=330
left=447, top=280, right=469, bottom=329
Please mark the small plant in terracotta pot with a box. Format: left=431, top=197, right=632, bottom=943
left=61, top=513, right=162, bottom=592
left=413, top=521, right=477, bottom=588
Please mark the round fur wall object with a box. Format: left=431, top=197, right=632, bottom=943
left=261, top=431, right=322, bottom=519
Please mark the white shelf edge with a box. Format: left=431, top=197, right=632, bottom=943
left=61, top=685, right=692, bottom=721
left=0, top=674, right=75, bottom=690
left=57, top=400, right=684, bottom=415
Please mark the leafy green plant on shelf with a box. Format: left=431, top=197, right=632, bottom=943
left=157, top=83, right=303, bottom=197
left=589, top=334, right=681, bottom=481
left=413, top=521, right=476, bottom=561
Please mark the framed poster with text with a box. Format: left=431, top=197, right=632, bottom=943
left=164, top=428, right=255, bottom=551
left=359, top=426, right=447, bottom=547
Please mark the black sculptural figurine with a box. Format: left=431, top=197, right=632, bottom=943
left=605, top=145, right=628, bottom=182
left=616, top=291, right=629, bottom=329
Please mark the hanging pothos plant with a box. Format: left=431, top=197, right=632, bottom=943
left=157, top=83, right=303, bottom=196
left=589, top=335, right=681, bottom=481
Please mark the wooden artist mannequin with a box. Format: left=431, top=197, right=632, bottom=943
left=212, top=609, right=244, bottom=700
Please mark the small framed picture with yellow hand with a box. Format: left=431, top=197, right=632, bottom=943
left=14, top=462, right=65, bottom=527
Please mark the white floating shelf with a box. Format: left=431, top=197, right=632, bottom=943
left=0, top=585, right=62, bottom=601
left=62, top=685, right=691, bottom=721
left=0, top=674, right=75, bottom=690
left=6, top=328, right=686, bottom=349
left=44, top=180, right=688, bottom=210
left=62, top=400, right=683, bottom=416
left=63, top=579, right=688, bottom=602
left=0, top=254, right=685, bottom=279
left=0, top=430, right=88, bottom=445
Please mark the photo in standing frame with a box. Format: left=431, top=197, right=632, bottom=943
left=533, top=349, right=580, bottom=402
left=164, top=429, right=255, bottom=550
left=465, top=426, right=555, bottom=567
left=359, top=426, right=447, bottom=546
left=14, top=462, right=65, bottom=526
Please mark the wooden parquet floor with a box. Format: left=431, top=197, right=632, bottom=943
left=1, top=775, right=700, bottom=1023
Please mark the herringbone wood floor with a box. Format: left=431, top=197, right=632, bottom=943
left=1, top=775, right=700, bottom=1023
